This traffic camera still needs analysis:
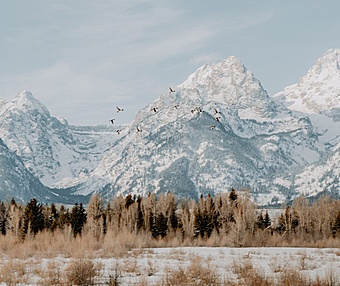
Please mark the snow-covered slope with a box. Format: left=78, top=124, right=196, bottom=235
left=70, top=57, right=324, bottom=204
left=0, top=138, right=71, bottom=203
left=1, top=50, right=339, bottom=205
left=294, top=143, right=340, bottom=197
left=0, top=138, right=49, bottom=202
left=0, top=91, right=123, bottom=188
left=274, top=49, right=340, bottom=119
left=273, top=49, right=340, bottom=197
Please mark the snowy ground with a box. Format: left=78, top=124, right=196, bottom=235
left=1, top=247, right=339, bottom=285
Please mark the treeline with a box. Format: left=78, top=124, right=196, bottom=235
left=0, top=190, right=340, bottom=247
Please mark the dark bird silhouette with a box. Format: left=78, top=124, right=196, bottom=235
left=174, top=104, right=179, bottom=109
left=109, top=118, right=115, bottom=124
left=136, top=126, right=142, bottom=133
left=116, top=129, right=121, bottom=135
left=169, top=87, right=175, bottom=93
left=151, top=107, right=158, bottom=113
left=116, top=106, right=124, bottom=113
left=214, top=107, right=220, bottom=115
left=215, top=117, right=221, bottom=122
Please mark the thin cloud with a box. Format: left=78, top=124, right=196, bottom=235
left=190, top=53, right=222, bottom=66
left=0, top=61, right=132, bottom=123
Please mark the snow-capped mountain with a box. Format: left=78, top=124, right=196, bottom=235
left=0, top=138, right=79, bottom=203
left=294, top=143, right=340, bottom=197
left=273, top=49, right=340, bottom=197
left=0, top=91, right=124, bottom=188
left=274, top=49, right=340, bottom=120
left=0, top=137, right=50, bottom=202
left=69, top=57, right=325, bottom=204
left=1, top=50, right=339, bottom=205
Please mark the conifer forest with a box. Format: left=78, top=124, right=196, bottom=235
left=1, top=190, right=340, bottom=248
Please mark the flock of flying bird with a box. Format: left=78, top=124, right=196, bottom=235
left=110, top=87, right=222, bottom=134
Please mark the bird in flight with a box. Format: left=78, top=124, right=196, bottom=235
left=136, top=126, right=142, bottom=133
left=109, top=118, right=115, bottom=124
left=215, top=117, right=221, bottom=122
left=116, top=129, right=121, bottom=135
left=169, top=87, right=175, bottom=93
left=151, top=107, right=158, bottom=113
left=116, top=106, right=124, bottom=113
left=214, top=107, right=220, bottom=115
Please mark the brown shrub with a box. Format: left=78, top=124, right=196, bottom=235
left=65, top=258, right=100, bottom=285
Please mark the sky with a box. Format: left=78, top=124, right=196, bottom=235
left=1, top=0, right=340, bottom=126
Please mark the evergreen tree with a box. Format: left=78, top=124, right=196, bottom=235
left=149, top=207, right=156, bottom=237
left=193, top=195, right=217, bottom=238
left=58, top=205, right=70, bottom=230
left=263, top=211, right=271, bottom=229
left=170, top=207, right=178, bottom=231
left=156, top=213, right=168, bottom=238
left=125, top=194, right=135, bottom=209
left=204, top=194, right=216, bottom=237
left=102, top=212, right=107, bottom=235
left=0, top=202, right=8, bottom=235
left=193, top=199, right=204, bottom=238
left=136, top=196, right=144, bottom=232
left=20, top=198, right=45, bottom=239
left=229, top=188, right=238, bottom=204
left=10, top=198, right=17, bottom=207
left=45, top=203, right=59, bottom=232
left=70, top=203, right=87, bottom=237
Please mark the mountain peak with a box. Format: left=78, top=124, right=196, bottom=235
left=319, top=48, right=340, bottom=62
left=308, top=48, right=340, bottom=76
left=274, top=48, right=340, bottom=115
left=178, top=56, right=281, bottom=118
left=12, top=90, right=50, bottom=117
left=180, top=56, right=248, bottom=91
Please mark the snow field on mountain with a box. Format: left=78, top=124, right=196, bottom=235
left=1, top=49, right=340, bottom=204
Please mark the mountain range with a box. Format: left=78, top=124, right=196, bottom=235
left=0, top=49, right=339, bottom=204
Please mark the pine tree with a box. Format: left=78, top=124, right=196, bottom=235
left=0, top=202, right=8, bottom=235
left=156, top=213, right=168, bottom=238
left=149, top=208, right=155, bottom=237
left=193, top=198, right=204, bottom=238
left=170, top=207, right=178, bottom=231
left=45, top=203, right=59, bottom=232
left=205, top=194, right=216, bottom=237
left=58, top=205, right=70, bottom=230
left=136, top=196, right=144, bottom=232
left=70, top=203, right=87, bottom=237
left=229, top=188, right=238, bottom=204
left=125, top=194, right=135, bottom=209
left=264, top=211, right=271, bottom=229
left=20, top=198, right=45, bottom=239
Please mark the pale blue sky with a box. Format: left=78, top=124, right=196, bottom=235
left=1, top=0, right=339, bottom=125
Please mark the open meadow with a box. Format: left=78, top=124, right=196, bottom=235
left=0, top=245, right=339, bottom=285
